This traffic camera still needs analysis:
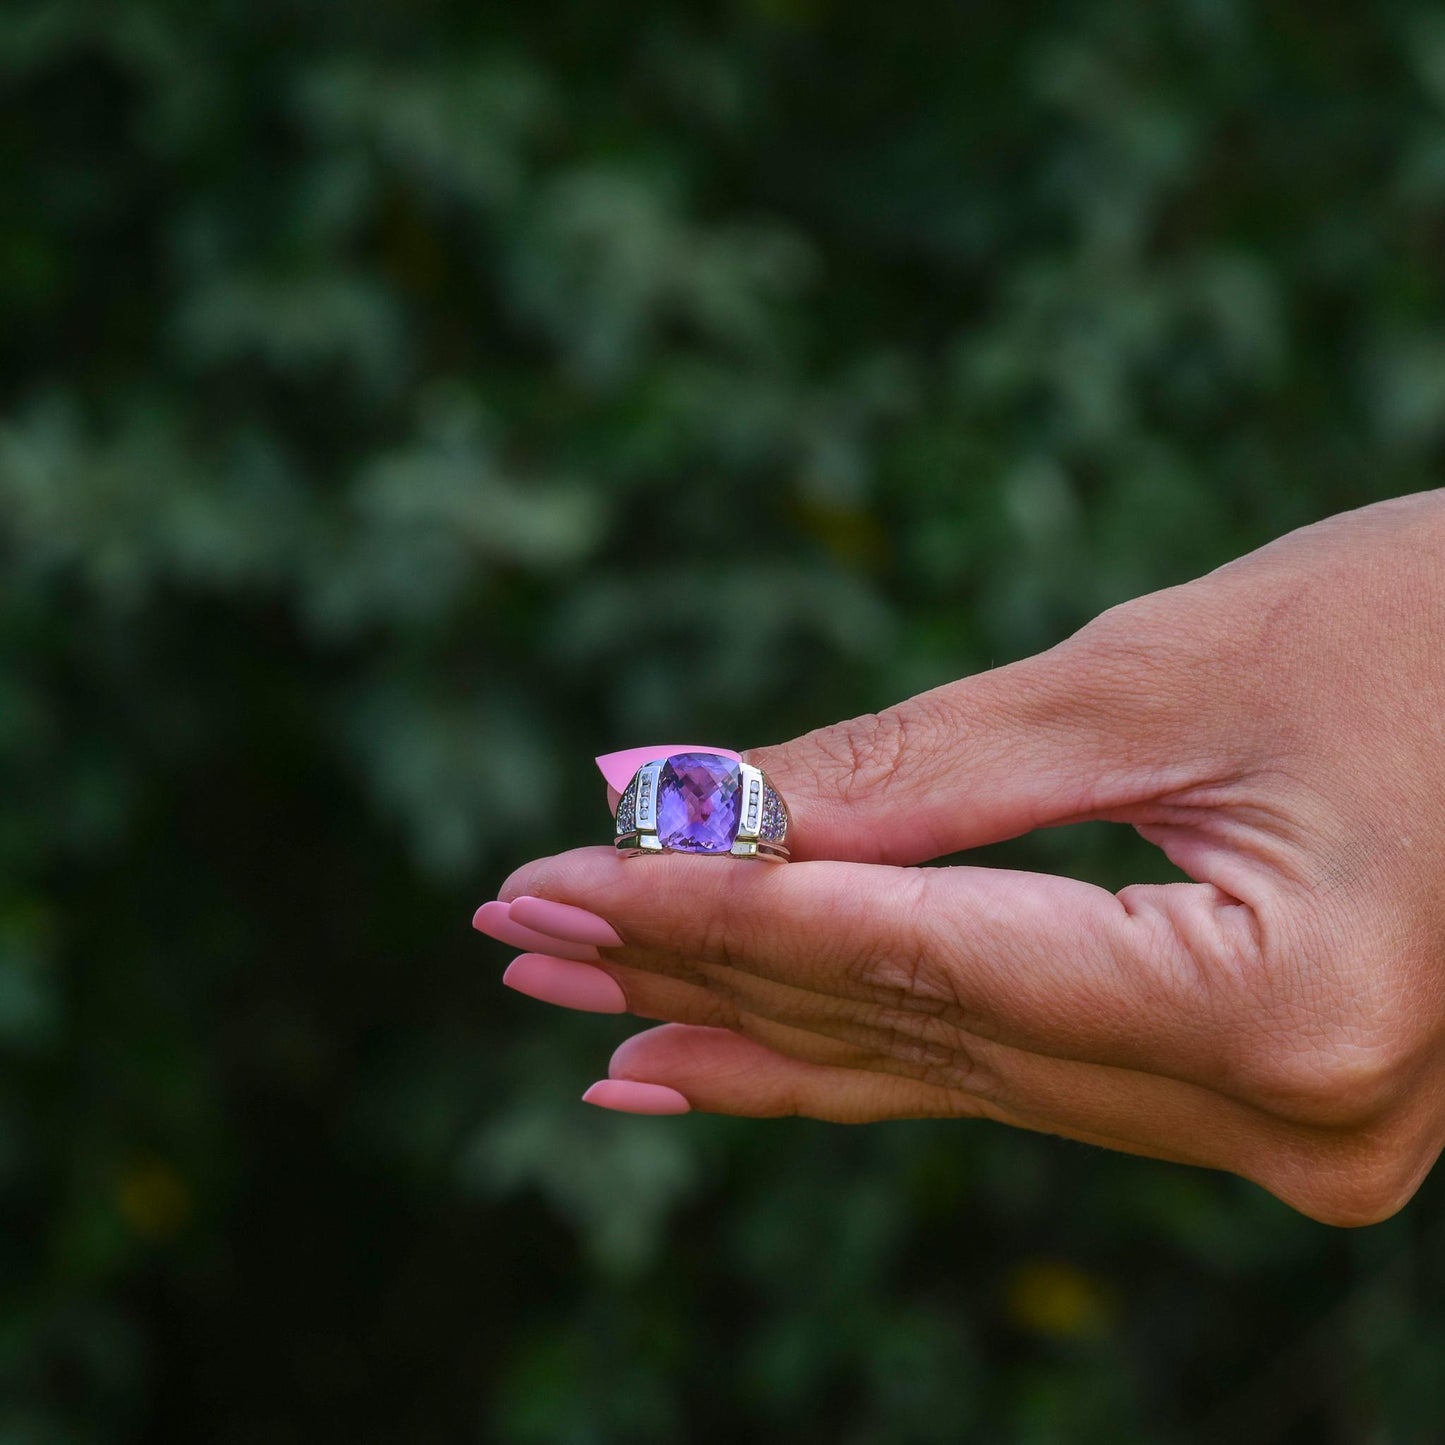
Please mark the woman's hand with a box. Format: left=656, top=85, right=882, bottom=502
left=482, top=491, right=1445, bottom=1226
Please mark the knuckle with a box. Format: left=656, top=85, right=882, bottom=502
left=864, top=1007, right=996, bottom=1098
left=1232, top=1032, right=1412, bottom=1128
left=690, top=881, right=761, bottom=972
left=880, top=1025, right=954, bottom=1076
left=1068, top=592, right=1180, bottom=670
left=858, top=909, right=977, bottom=1027
left=1071, top=580, right=1225, bottom=663
left=862, top=938, right=934, bottom=1008
left=1062, top=588, right=1242, bottom=738
left=804, top=705, right=920, bottom=804
left=691, top=909, right=733, bottom=970
left=916, top=1046, right=1000, bottom=1104
left=1266, top=1125, right=1435, bottom=1228
left=1226, top=930, right=1423, bottom=1129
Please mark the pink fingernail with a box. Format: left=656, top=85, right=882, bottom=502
left=508, top=896, right=622, bottom=948
left=593, top=743, right=742, bottom=793
left=581, top=1079, right=692, bottom=1115
left=502, top=954, right=628, bottom=1014
left=472, top=901, right=601, bottom=964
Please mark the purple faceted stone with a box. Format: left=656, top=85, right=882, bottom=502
left=655, top=753, right=742, bottom=853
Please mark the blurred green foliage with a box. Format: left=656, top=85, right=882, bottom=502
left=2, top=0, right=1445, bottom=1441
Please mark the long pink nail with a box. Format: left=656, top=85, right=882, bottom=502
left=581, top=1079, right=692, bottom=1114
left=508, top=896, right=622, bottom=947
left=472, top=901, right=601, bottom=964
left=594, top=744, right=742, bottom=793
left=502, top=954, right=627, bottom=1014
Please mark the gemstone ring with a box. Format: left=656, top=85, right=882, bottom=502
left=613, top=751, right=790, bottom=861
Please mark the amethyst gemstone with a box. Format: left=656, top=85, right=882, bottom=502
left=655, top=753, right=742, bottom=853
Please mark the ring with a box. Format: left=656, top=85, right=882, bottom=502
left=614, top=751, right=791, bottom=861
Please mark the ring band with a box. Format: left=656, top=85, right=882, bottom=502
left=614, top=751, right=790, bottom=861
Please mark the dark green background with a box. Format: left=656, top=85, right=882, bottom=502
left=3, top=1, right=1444, bottom=1440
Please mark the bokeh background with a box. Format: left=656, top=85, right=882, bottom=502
left=4, top=1, right=1445, bottom=1440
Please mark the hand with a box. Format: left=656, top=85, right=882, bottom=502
left=484, top=491, right=1445, bottom=1226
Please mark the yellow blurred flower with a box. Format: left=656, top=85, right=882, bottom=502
left=791, top=496, right=890, bottom=570
left=116, top=1160, right=192, bottom=1241
left=1004, top=1258, right=1113, bottom=1341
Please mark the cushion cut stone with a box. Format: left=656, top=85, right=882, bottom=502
left=655, top=753, right=742, bottom=853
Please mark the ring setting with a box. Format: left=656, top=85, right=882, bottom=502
left=614, top=751, right=790, bottom=861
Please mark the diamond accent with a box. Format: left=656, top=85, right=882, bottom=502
left=745, top=778, right=761, bottom=830
left=760, top=785, right=788, bottom=842
left=615, top=774, right=639, bottom=834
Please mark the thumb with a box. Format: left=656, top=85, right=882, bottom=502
left=741, top=612, right=1232, bottom=865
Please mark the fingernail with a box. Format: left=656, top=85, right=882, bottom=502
left=508, top=896, right=623, bottom=948
left=594, top=744, right=742, bottom=793
left=581, top=1079, right=692, bottom=1115
left=502, top=954, right=628, bottom=1014
left=472, top=901, right=601, bottom=964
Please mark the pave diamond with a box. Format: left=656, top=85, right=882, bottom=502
left=760, top=786, right=788, bottom=842
left=615, top=774, right=639, bottom=834
left=656, top=753, right=742, bottom=853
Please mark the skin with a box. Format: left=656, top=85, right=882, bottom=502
left=498, top=491, right=1445, bottom=1226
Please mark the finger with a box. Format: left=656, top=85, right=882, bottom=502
left=589, top=1017, right=1364, bottom=1219
left=593, top=1023, right=1268, bottom=1180
left=498, top=846, right=1263, bottom=1092
left=494, top=950, right=939, bottom=1067
left=601, top=1021, right=988, bottom=1121
left=735, top=613, right=1248, bottom=865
